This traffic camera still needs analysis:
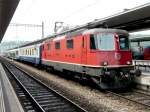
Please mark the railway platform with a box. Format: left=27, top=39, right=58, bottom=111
left=134, top=73, right=150, bottom=91
left=0, top=63, right=24, bottom=112
left=133, top=60, right=150, bottom=91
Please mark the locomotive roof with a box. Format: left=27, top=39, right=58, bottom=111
left=83, top=28, right=129, bottom=35
left=44, top=28, right=128, bottom=42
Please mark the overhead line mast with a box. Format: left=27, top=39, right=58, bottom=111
left=9, top=22, right=45, bottom=38
left=47, top=21, right=108, bottom=39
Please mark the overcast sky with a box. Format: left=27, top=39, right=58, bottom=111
left=2, top=0, right=150, bottom=42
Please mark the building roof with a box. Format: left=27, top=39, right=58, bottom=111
left=0, top=0, right=20, bottom=42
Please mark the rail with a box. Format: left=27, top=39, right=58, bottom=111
left=2, top=59, right=87, bottom=112
left=106, top=89, right=150, bottom=108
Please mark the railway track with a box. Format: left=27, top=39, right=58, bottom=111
left=2, top=60, right=87, bottom=112
left=106, top=89, right=150, bottom=108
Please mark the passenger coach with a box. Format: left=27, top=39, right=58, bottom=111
left=18, top=44, right=41, bottom=65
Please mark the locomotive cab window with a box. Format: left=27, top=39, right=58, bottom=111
left=90, top=33, right=115, bottom=50
left=119, top=35, right=129, bottom=50
left=67, top=39, right=73, bottom=49
left=90, top=35, right=97, bottom=49
left=55, top=42, right=60, bottom=49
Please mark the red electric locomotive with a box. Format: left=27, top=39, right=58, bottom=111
left=144, top=46, right=150, bottom=60
left=41, top=28, right=140, bottom=89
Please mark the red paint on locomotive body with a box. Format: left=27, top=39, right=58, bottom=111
left=42, top=28, right=132, bottom=67
left=41, top=28, right=135, bottom=89
left=144, top=47, right=150, bottom=60
left=42, top=35, right=83, bottom=64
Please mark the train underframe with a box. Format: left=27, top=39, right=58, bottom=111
left=42, top=60, right=141, bottom=89
left=91, top=66, right=141, bottom=89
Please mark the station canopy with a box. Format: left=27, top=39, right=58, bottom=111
left=130, top=35, right=150, bottom=42
left=92, top=3, right=150, bottom=32
left=0, top=0, right=20, bottom=42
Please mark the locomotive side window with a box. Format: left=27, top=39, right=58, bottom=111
left=119, top=35, right=129, bottom=50
left=47, top=43, right=51, bottom=50
left=90, top=33, right=115, bottom=50
left=82, top=37, right=84, bottom=48
left=55, top=42, right=60, bottom=49
left=67, top=40, right=73, bottom=49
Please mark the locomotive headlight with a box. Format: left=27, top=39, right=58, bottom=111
left=101, top=61, right=108, bottom=66
left=126, top=61, right=131, bottom=65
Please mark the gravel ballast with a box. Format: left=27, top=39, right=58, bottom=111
left=9, top=59, right=150, bottom=112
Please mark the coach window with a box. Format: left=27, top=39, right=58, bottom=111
left=32, top=49, right=34, bottom=55
left=47, top=43, right=51, bottom=50
left=55, top=42, right=60, bottom=49
left=67, top=39, right=73, bottom=49
left=30, top=49, right=31, bottom=55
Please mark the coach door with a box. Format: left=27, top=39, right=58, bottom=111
left=81, top=35, right=87, bottom=64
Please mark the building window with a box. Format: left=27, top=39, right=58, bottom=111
left=67, top=39, right=73, bottom=49
left=55, top=42, right=60, bottom=49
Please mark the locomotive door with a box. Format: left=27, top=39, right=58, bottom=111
left=81, top=35, right=87, bottom=64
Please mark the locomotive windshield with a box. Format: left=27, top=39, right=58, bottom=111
left=119, top=35, right=129, bottom=50
left=90, top=33, right=115, bottom=50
